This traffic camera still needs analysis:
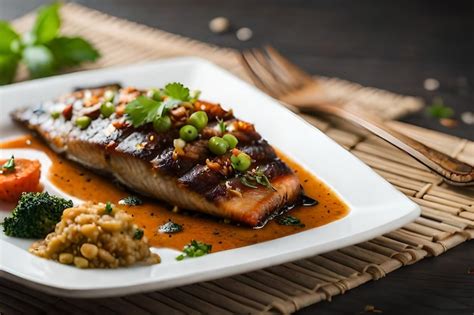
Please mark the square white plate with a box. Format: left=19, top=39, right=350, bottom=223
left=0, top=58, right=420, bottom=298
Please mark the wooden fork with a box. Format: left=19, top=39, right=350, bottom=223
left=240, top=46, right=474, bottom=186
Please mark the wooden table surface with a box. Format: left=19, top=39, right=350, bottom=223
left=1, top=1, right=473, bottom=314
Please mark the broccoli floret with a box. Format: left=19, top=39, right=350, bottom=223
left=2, top=192, right=73, bottom=238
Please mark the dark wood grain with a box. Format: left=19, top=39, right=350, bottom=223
left=298, top=241, right=474, bottom=315
left=0, top=1, right=473, bottom=314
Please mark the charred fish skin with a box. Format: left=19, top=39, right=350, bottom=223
left=11, top=84, right=302, bottom=227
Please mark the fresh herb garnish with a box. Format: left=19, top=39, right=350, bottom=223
left=426, top=97, right=454, bottom=119
left=163, top=82, right=190, bottom=101
left=240, top=167, right=276, bottom=191
left=125, top=96, right=162, bottom=127
left=277, top=215, right=305, bottom=227
left=1, top=155, right=15, bottom=173
left=0, top=3, right=100, bottom=85
left=118, top=195, right=143, bottom=206
left=105, top=201, right=113, bottom=214
left=125, top=82, right=191, bottom=127
left=217, top=117, right=227, bottom=133
left=159, top=221, right=183, bottom=233
left=240, top=176, right=258, bottom=188
left=134, top=228, right=144, bottom=240
left=189, top=90, right=201, bottom=102
left=176, top=240, right=212, bottom=261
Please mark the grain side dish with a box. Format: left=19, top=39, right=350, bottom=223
left=29, top=202, right=161, bottom=268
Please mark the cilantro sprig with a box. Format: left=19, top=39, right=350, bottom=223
left=125, top=96, right=162, bottom=127
left=164, top=82, right=190, bottom=100
left=0, top=2, right=100, bottom=85
left=125, top=82, right=191, bottom=127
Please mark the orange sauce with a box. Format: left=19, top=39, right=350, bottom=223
left=1, top=135, right=349, bottom=252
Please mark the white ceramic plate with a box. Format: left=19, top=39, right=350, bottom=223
left=0, top=58, right=420, bottom=298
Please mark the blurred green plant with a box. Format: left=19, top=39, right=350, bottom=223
left=0, top=2, right=100, bottom=85
left=425, top=97, right=454, bottom=119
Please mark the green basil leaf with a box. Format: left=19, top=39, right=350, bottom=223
left=23, top=45, right=55, bottom=78
left=0, top=54, right=19, bottom=85
left=47, top=36, right=100, bottom=67
left=0, top=22, right=19, bottom=54
left=32, top=2, right=61, bottom=44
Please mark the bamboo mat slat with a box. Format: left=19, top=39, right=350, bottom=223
left=1, top=3, right=473, bottom=315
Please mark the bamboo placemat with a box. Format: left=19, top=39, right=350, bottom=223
left=1, top=3, right=473, bottom=315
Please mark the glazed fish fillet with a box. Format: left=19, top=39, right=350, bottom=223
left=11, top=85, right=302, bottom=227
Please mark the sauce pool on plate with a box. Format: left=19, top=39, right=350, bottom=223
left=1, top=135, right=349, bottom=252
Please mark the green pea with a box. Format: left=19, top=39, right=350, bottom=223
left=51, top=111, right=60, bottom=119
left=179, top=125, right=198, bottom=142
left=75, top=116, right=91, bottom=130
left=153, top=115, right=172, bottom=133
left=187, top=111, right=208, bottom=130
left=208, top=136, right=228, bottom=155
left=231, top=152, right=252, bottom=172
left=222, top=134, right=238, bottom=149
left=100, top=102, right=115, bottom=118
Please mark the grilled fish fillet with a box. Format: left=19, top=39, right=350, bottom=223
left=11, top=85, right=302, bottom=227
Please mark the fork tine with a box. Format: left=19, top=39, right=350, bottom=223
left=241, top=50, right=284, bottom=98
left=249, top=49, right=296, bottom=96
left=241, top=46, right=315, bottom=101
left=240, top=51, right=272, bottom=95
left=263, top=45, right=313, bottom=88
left=257, top=49, right=300, bottom=91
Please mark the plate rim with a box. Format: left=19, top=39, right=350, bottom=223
left=0, top=57, right=421, bottom=297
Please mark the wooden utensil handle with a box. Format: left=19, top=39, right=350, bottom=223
left=302, top=102, right=473, bottom=186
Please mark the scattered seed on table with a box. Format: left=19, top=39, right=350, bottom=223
left=209, top=17, right=230, bottom=34
left=360, top=305, right=383, bottom=314
left=236, top=27, right=253, bottom=41
left=423, top=78, right=440, bottom=91
left=439, top=118, right=458, bottom=128
left=461, top=112, right=474, bottom=125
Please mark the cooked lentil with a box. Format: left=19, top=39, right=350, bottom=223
left=29, top=202, right=161, bottom=268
